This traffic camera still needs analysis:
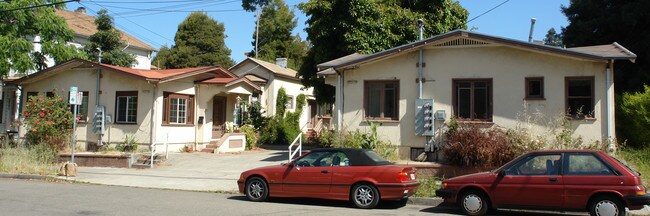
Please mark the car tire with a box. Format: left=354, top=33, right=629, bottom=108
left=351, top=183, right=380, bottom=209
left=245, top=177, right=268, bottom=202
left=459, top=190, right=489, bottom=216
left=588, top=195, right=626, bottom=216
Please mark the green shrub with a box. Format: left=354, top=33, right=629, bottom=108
left=244, top=102, right=267, bottom=130
left=317, top=122, right=398, bottom=161
left=240, top=125, right=258, bottom=150
left=115, top=133, right=137, bottom=152
left=258, top=88, right=306, bottom=145
left=618, top=146, right=650, bottom=185
left=414, top=176, right=443, bottom=198
left=22, top=90, right=73, bottom=150
left=617, top=85, right=650, bottom=148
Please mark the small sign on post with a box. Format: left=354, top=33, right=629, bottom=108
left=69, top=86, right=78, bottom=164
left=69, top=87, right=78, bottom=105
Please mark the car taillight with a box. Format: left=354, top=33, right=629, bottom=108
left=635, top=185, right=647, bottom=196
left=397, top=168, right=416, bottom=182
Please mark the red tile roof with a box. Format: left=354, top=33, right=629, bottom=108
left=100, top=63, right=213, bottom=79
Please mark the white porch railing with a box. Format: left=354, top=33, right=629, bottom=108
left=288, top=123, right=310, bottom=162
left=150, top=134, right=169, bottom=168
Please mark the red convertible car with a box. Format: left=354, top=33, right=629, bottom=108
left=237, top=148, right=420, bottom=208
left=436, top=150, right=650, bottom=216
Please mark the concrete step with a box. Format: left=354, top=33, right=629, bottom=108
left=205, top=144, right=218, bottom=149
left=201, top=148, right=215, bottom=153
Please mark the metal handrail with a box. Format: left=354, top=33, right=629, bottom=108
left=288, top=123, right=310, bottom=162
left=313, top=118, right=324, bottom=134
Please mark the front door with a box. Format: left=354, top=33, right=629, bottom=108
left=491, top=153, right=564, bottom=208
left=308, top=100, right=317, bottom=128
left=212, top=96, right=226, bottom=138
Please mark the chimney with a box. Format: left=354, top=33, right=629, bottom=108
left=75, top=7, right=86, bottom=14
left=276, top=58, right=288, bottom=68
left=528, top=18, right=536, bottom=42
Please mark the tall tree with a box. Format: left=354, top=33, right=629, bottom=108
left=154, top=12, right=235, bottom=69
left=561, top=0, right=650, bottom=93
left=83, top=9, right=136, bottom=67
left=251, top=0, right=308, bottom=70
left=298, top=0, right=468, bottom=104
left=241, top=0, right=271, bottom=12
left=0, top=0, right=84, bottom=76
left=543, top=28, right=563, bottom=47
left=151, top=45, right=171, bottom=69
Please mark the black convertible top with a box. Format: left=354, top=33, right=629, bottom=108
left=307, top=148, right=393, bottom=166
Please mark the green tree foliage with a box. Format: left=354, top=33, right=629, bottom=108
left=259, top=87, right=306, bottom=145
left=297, top=0, right=468, bottom=104
left=153, top=12, right=235, bottom=69
left=151, top=45, right=171, bottom=69
left=83, top=9, right=136, bottom=67
left=543, top=28, right=563, bottom=47
left=22, top=90, right=73, bottom=150
left=561, top=0, right=650, bottom=93
left=251, top=0, right=308, bottom=70
left=0, top=0, right=84, bottom=76
left=241, top=0, right=271, bottom=12
left=616, top=85, right=650, bottom=148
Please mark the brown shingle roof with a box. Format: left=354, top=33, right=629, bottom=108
left=55, top=9, right=156, bottom=51
left=245, top=58, right=298, bottom=78
left=568, top=42, right=636, bottom=62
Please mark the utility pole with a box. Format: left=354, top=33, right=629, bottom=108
left=255, top=6, right=262, bottom=58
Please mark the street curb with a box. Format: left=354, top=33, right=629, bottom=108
left=408, top=197, right=444, bottom=206
left=628, top=205, right=650, bottom=216
left=0, top=173, right=53, bottom=180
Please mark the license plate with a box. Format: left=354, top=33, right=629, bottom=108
left=410, top=173, right=415, bottom=180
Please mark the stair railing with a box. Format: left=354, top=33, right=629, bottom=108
left=288, top=123, right=310, bottom=162
left=150, top=133, right=169, bottom=168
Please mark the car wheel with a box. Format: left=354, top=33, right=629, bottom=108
left=351, top=183, right=380, bottom=209
left=245, top=177, right=268, bottom=202
left=459, top=190, right=488, bottom=216
left=589, top=195, right=626, bottom=216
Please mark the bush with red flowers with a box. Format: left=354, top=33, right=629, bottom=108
left=22, top=89, right=73, bottom=150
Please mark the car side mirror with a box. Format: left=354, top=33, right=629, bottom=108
left=498, top=170, right=506, bottom=177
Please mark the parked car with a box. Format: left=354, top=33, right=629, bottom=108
left=237, top=148, right=420, bottom=209
left=436, top=150, right=649, bottom=216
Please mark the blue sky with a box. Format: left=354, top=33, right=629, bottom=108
left=67, top=0, right=570, bottom=64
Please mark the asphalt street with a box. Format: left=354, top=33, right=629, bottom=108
left=0, top=179, right=592, bottom=216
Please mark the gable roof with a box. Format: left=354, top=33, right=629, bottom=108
left=55, top=9, right=156, bottom=52
left=317, top=30, right=637, bottom=74
left=10, top=59, right=234, bottom=85
left=197, top=76, right=261, bottom=91
left=230, top=58, right=299, bottom=80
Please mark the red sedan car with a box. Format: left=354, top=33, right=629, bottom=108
left=237, top=148, right=420, bottom=209
left=436, top=150, right=650, bottom=216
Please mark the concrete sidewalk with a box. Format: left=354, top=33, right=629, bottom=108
left=57, top=148, right=288, bottom=192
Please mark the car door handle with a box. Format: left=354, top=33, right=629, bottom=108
left=549, top=178, right=558, bottom=182
left=321, top=170, right=329, bottom=174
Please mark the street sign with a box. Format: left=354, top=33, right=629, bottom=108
left=69, top=86, right=78, bottom=104
left=75, top=92, right=83, bottom=105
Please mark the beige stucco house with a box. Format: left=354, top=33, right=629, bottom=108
left=318, top=30, right=636, bottom=160
left=229, top=58, right=320, bottom=134
left=10, top=59, right=259, bottom=153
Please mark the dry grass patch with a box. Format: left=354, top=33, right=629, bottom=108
left=0, top=146, right=57, bottom=175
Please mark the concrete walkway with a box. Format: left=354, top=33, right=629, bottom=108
left=57, top=148, right=289, bottom=192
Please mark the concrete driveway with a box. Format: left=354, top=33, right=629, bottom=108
left=59, top=147, right=290, bottom=192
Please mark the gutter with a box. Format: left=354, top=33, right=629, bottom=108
left=606, top=60, right=615, bottom=151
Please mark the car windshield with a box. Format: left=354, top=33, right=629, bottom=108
left=364, top=151, right=391, bottom=165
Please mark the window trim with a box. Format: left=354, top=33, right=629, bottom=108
left=162, top=92, right=194, bottom=126
left=363, top=80, right=400, bottom=121
left=286, top=95, right=295, bottom=109
left=115, top=91, right=138, bottom=124
left=452, top=78, right=493, bottom=122
left=525, top=77, right=545, bottom=100
left=565, top=76, right=595, bottom=118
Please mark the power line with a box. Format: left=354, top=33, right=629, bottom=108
left=89, top=0, right=210, bottom=4
left=0, top=0, right=79, bottom=12
left=95, top=0, right=240, bottom=13
left=466, top=0, right=512, bottom=25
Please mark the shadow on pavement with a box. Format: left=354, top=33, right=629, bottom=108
left=227, top=195, right=408, bottom=210
left=420, top=204, right=587, bottom=216
left=260, top=151, right=289, bottom=162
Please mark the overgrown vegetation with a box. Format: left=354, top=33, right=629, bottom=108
left=617, top=85, right=650, bottom=149
left=0, top=145, right=57, bottom=175
left=413, top=176, right=443, bottom=198
left=317, top=122, right=399, bottom=161
left=259, top=88, right=306, bottom=145
left=115, top=133, right=138, bottom=152
left=240, top=125, right=258, bottom=150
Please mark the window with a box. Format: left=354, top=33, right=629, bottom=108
left=46, top=92, right=55, bottom=98
left=453, top=79, right=492, bottom=121
left=364, top=80, right=399, bottom=120
left=566, top=77, right=594, bottom=118
left=162, top=92, right=194, bottom=125
left=506, top=154, right=561, bottom=176
left=286, top=96, right=294, bottom=109
left=25, top=92, right=38, bottom=102
left=565, top=153, right=614, bottom=175
left=293, top=151, right=350, bottom=167
left=525, top=77, right=544, bottom=99
left=115, top=91, right=138, bottom=124
left=68, top=91, right=89, bottom=122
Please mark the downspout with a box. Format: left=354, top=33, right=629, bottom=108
left=336, top=71, right=342, bottom=131
left=417, top=19, right=424, bottom=99
left=606, top=60, right=615, bottom=152
left=194, top=84, right=199, bottom=150
left=150, top=83, right=157, bottom=147
left=96, top=48, right=102, bottom=146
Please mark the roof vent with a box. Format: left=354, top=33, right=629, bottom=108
left=75, top=7, right=86, bottom=14
left=276, top=58, right=288, bottom=68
